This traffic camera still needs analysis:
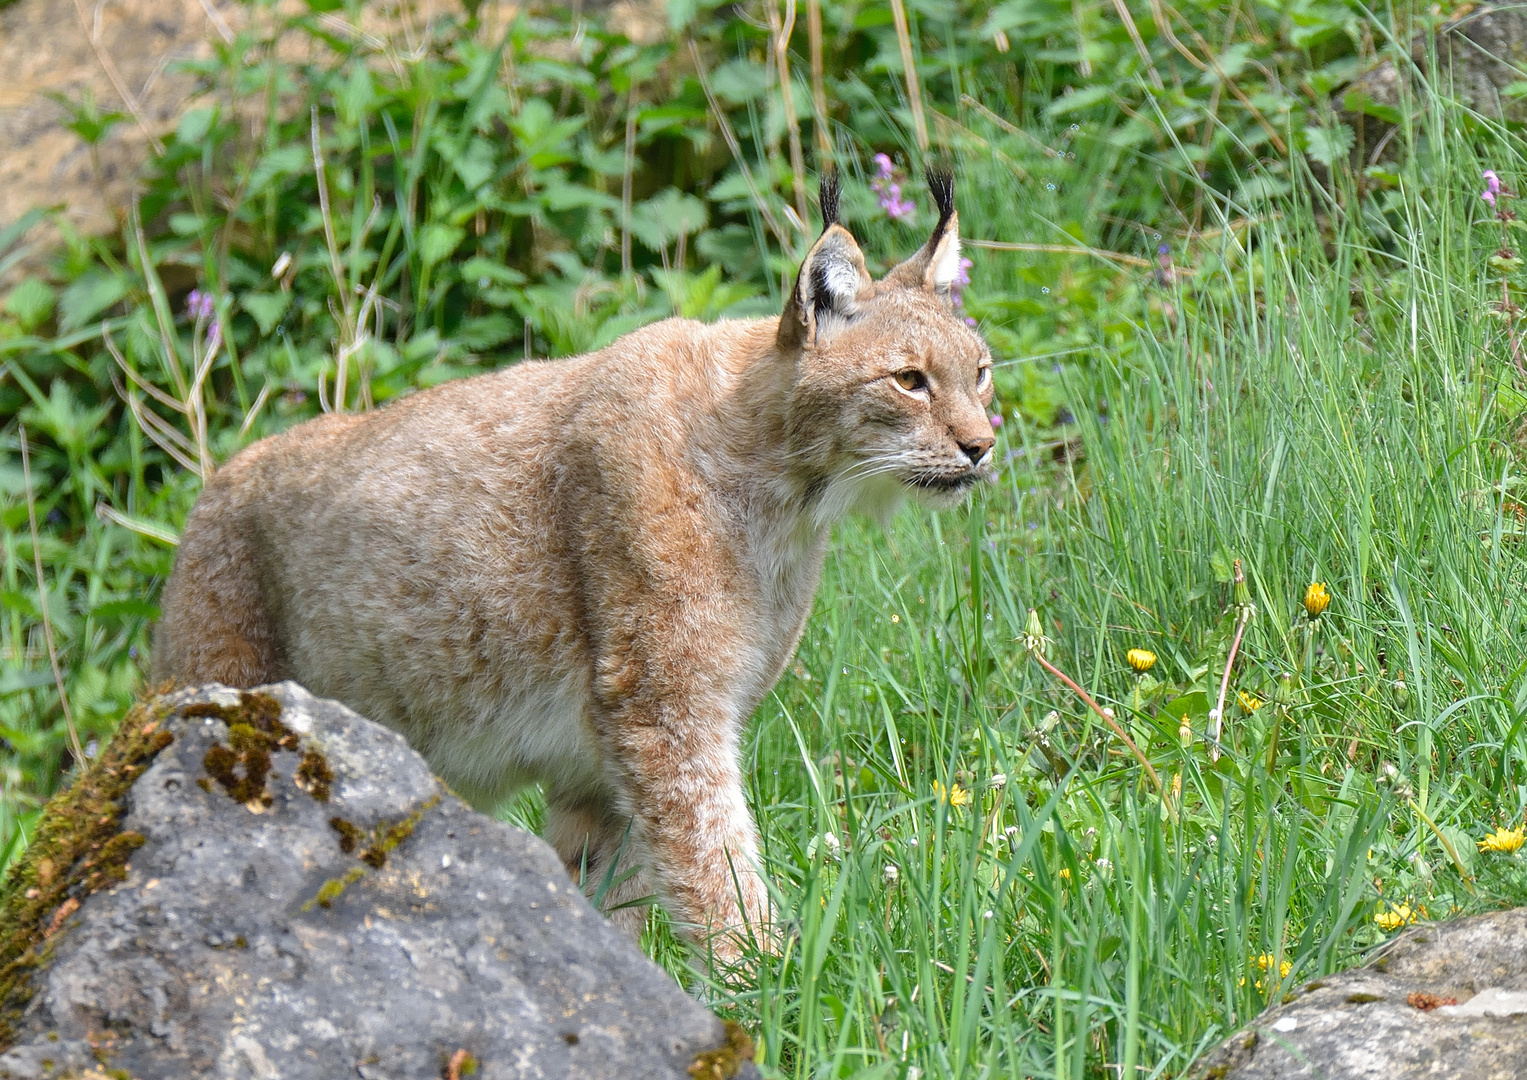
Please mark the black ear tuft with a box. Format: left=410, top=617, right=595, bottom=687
left=926, top=166, right=955, bottom=241
left=819, top=169, right=841, bottom=228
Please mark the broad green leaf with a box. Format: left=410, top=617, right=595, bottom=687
left=242, top=291, right=291, bottom=336
left=88, top=598, right=160, bottom=622
left=1044, top=84, right=1113, bottom=119
left=710, top=59, right=770, bottom=105
left=629, top=189, right=708, bottom=251
left=452, top=137, right=497, bottom=191
left=245, top=145, right=311, bottom=197
left=58, top=272, right=128, bottom=331
left=418, top=223, right=465, bottom=268
left=455, top=314, right=517, bottom=351
left=1303, top=123, right=1355, bottom=168
left=175, top=106, right=216, bottom=146
left=4, top=278, right=56, bottom=332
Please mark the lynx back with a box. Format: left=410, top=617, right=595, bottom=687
left=154, top=170, right=996, bottom=962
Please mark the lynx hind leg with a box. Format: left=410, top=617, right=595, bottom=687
left=153, top=502, right=280, bottom=689
left=544, top=794, right=655, bottom=940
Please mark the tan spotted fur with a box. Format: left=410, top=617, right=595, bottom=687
left=153, top=175, right=996, bottom=962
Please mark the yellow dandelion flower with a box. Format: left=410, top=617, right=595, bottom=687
left=1059, top=867, right=1072, bottom=880
left=1178, top=717, right=1193, bottom=748
left=933, top=780, right=971, bottom=808
left=1478, top=825, right=1526, bottom=854
left=1127, top=648, right=1157, bottom=673
left=1170, top=772, right=1182, bottom=801
left=1374, top=902, right=1418, bottom=931
left=1237, top=691, right=1262, bottom=712
left=1255, top=953, right=1293, bottom=979
left=1304, top=582, right=1331, bottom=619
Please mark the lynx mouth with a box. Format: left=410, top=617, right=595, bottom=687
left=906, top=469, right=988, bottom=494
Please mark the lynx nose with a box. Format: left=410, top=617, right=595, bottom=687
left=959, top=435, right=994, bottom=467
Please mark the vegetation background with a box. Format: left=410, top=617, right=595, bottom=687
left=4, top=0, right=1527, bottom=1075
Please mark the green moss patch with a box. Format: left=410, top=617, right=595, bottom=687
left=190, top=693, right=301, bottom=808
left=687, top=1020, right=754, bottom=1079
left=307, top=796, right=440, bottom=911
left=0, top=696, right=175, bottom=1050
left=295, top=751, right=334, bottom=802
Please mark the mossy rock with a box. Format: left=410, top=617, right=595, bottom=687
left=1187, top=908, right=1527, bottom=1079
left=0, top=683, right=752, bottom=1080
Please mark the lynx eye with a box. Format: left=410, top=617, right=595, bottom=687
left=977, top=364, right=992, bottom=391
left=894, top=369, right=928, bottom=393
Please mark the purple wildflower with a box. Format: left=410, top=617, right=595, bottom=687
left=946, top=252, right=971, bottom=303
left=871, top=154, right=915, bottom=221
left=990, top=412, right=1004, bottom=429
left=186, top=289, right=216, bottom=321
left=1154, top=243, right=1175, bottom=287
left=1483, top=169, right=1502, bottom=207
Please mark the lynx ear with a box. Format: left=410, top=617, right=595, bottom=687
left=778, top=213, right=871, bottom=351
left=883, top=166, right=961, bottom=301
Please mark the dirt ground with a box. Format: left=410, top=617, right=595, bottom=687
left=0, top=0, right=230, bottom=255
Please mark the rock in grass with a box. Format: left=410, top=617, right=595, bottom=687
left=0, top=682, right=755, bottom=1080
left=1189, top=908, right=1527, bottom=1079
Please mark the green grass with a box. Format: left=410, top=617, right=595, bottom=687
left=682, top=106, right=1527, bottom=1079
left=5, top=1, right=1527, bottom=1076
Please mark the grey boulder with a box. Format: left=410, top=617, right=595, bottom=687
left=0, top=682, right=754, bottom=1079
left=1189, top=907, right=1527, bottom=1079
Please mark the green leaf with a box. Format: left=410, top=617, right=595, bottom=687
left=88, top=598, right=160, bottom=622
left=1302, top=123, right=1355, bottom=169
left=4, top=278, right=56, bottom=332
left=340, top=64, right=375, bottom=124
left=245, top=145, right=311, bottom=197
left=418, top=223, right=465, bottom=268
left=242, top=291, right=292, bottom=336
left=629, top=189, right=708, bottom=251
left=0, top=669, right=54, bottom=697
left=667, top=0, right=697, bottom=32
left=0, top=590, right=38, bottom=619
left=1044, top=84, right=1113, bottom=119
left=461, top=258, right=527, bottom=288
left=710, top=59, right=770, bottom=105
left=454, top=314, right=517, bottom=351
left=451, top=137, right=497, bottom=191
left=175, top=106, right=216, bottom=147
left=1342, top=89, right=1402, bottom=125
left=58, top=272, right=128, bottom=331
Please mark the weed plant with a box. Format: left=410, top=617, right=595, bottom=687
left=4, top=0, right=1527, bottom=1076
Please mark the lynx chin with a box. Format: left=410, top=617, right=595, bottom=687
left=154, top=169, right=996, bottom=962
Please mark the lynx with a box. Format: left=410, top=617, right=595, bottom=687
left=154, top=170, right=996, bottom=961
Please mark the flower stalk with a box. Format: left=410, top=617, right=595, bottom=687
left=1024, top=611, right=1163, bottom=793
left=1208, top=559, right=1254, bottom=763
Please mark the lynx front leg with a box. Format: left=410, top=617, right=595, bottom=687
left=604, top=712, right=769, bottom=963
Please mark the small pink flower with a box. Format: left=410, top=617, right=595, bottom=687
left=185, top=289, right=216, bottom=321
left=1483, top=169, right=1502, bottom=207
left=871, top=154, right=915, bottom=221
left=990, top=412, right=1003, bottom=428
left=951, top=257, right=976, bottom=310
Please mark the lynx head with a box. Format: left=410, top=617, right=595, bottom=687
left=778, top=168, right=995, bottom=526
